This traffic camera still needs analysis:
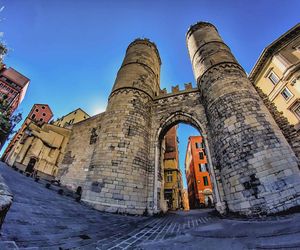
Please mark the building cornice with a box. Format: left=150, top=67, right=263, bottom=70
left=249, top=23, right=300, bottom=83
left=55, top=108, right=90, bottom=122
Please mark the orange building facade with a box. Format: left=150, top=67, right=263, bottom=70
left=185, top=136, right=213, bottom=208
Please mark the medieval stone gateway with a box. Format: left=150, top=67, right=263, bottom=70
left=57, top=22, right=300, bottom=217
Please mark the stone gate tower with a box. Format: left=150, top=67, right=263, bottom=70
left=58, top=22, right=300, bottom=217
left=83, top=39, right=161, bottom=214
left=186, top=22, right=300, bottom=214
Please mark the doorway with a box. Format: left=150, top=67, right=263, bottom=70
left=25, top=158, right=36, bottom=173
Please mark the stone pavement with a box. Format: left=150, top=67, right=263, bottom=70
left=0, top=163, right=148, bottom=249
left=1, top=163, right=300, bottom=249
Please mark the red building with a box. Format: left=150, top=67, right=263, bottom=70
left=185, top=136, right=213, bottom=208
left=27, top=104, right=53, bottom=124
left=2, top=104, right=53, bottom=162
left=0, top=67, right=30, bottom=114
left=164, top=126, right=179, bottom=161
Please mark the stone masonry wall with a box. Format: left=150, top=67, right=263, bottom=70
left=254, top=86, right=300, bottom=162
left=57, top=23, right=300, bottom=217
left=57, top=113, right=104, bottom=191
left=83, top=90, right=152, bottom=215
left=148, top=88, right=226, bottom=213
left=80, top=39, right=161, bottom=215
left=187, top=22, right=300, bottom=215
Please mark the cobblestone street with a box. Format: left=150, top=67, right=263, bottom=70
left=1, top=163, right=300, bottom=249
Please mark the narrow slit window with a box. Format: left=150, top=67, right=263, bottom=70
left=203, top=176, right=209, bottom=186
left=199, top=152, right=204, bottom=160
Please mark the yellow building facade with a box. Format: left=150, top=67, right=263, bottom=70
left=162, top=126, right=183, bottom=210
left=249, top=23, right=300, bottom=129
left=5, top=108, right=90, bottom=180
left=163, top=158, right=183, bottom=210
left=53, top=108, right=90, bottom=128
left=6, top=122, right=71, bottom=180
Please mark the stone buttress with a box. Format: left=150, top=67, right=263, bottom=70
left=186, top=22, right=300, bottom=215
left=82, top=39, right=161, bottom=214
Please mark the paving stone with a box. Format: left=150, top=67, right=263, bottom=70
left=2, top=152, right=300, bottom=249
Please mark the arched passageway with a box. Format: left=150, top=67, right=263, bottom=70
left=150, top=111, right=223, bottom=214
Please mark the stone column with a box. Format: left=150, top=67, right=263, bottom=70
left=83, top=39, right=161, bottom=215
left=187, top=22, right=300, bottom=216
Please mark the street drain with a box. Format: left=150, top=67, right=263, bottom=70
left=79, top=234, right=91, bottom=240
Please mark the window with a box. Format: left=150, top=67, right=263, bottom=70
left=166, top=171, right=173, bottom=183
left=42, top=106, right=45, bottom=109
left=69, top=119, right=75, bottom=124
left=199, top=163, right=207, bottom=172
left=35, top=109, right=39, bottom=112
left=199, top=152, right=204, bottom=160
left=42, top=113, right=46, bottom=116
left=293, top=103, right=300, bottom=119
left=295, top=106, right=300, bottom=117
left=31, top=114, right=36, bottom=119
left=268, top=71, right=280, bottom=85
left=39, top=118, right=43, bottom=122
left=195, top=142, right=201, bottom=148
left=281, top=87, right=293, bottom=101
left=290, top=100, right=300, bottom=120
left=203, top=176, right=209, bottom=186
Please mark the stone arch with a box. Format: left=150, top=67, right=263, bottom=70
left=151, top=109, right=223, bottom=213
left=155, top=111, right=208, bottom=141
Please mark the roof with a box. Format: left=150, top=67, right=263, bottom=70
left=30, top=104, right=54, bottom=116
left=1, top=67, right=30, bottom=88
left=56, top=108, right=90, bottom=121
left=249, top=23, right=300, bottom=82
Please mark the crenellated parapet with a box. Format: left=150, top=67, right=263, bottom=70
left=158, top=83, right=195, bottom=97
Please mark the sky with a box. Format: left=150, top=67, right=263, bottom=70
left=0, top=0, right=299, bottom=187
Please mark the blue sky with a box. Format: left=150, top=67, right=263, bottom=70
left=1, top=0, right=299, bottom=187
